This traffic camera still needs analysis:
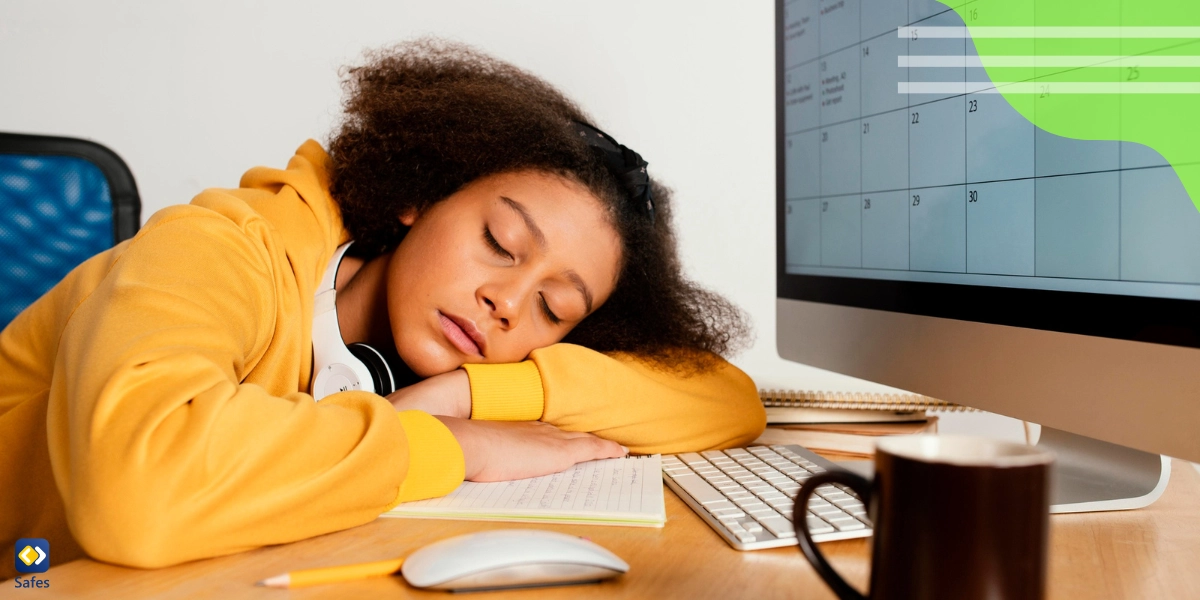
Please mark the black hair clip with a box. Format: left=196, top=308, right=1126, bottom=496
left=571, top=121, right=655, bottom=225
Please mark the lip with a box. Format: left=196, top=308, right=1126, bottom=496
left=439, top=311, right=487, bottom=357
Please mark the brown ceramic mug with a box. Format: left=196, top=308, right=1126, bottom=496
left=795, top=435, right=1053, bottom=600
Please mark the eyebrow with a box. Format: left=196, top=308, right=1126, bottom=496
left=500, top=195, right=594, bottom=314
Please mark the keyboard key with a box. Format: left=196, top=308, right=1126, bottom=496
left=701, top=450, right=726, bottom=459
left=726, top=491, right=754, bottom=501
left=829, top=517, right=867, bottom=531
left=725, top=449, right=751, bottom=458
left=814, top=505, right=844, bottom=517
left=736, top=532, right=758, bottom=543
left=823, top=492, right=854, bottom=503
left=711, top=508, right=746, bottom=519
left=734, top=498, right=766, bottom=510
left=726, top=522, right=745, bottom=533
left=808, top=498, right=832, bottom=509
left=758, top=516, right=796, bottom=538
left=748, top=506, right=779, bottom=518
left=671, top=473, right=728, bottom=505
left=737, top=518, right=764, bottom=533
left=678, top=453, right=707, bottom=466
left=829, top=496, right=860, bottom=508
left=663, top=467, right=691, bottom=476
left=806, top=516, right=835, bottom=535
left=704, top=500, right=737, bottom=512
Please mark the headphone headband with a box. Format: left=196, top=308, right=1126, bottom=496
left=571, top=121, right=656, bottom=225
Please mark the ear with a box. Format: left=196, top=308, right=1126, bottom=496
left=399, top=209, right=419, bottom=227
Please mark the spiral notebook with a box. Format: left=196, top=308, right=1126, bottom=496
left=758, top=388, right=975, bottom=424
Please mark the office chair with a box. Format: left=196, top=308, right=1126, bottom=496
left=0, top=133, right=141, bottom=329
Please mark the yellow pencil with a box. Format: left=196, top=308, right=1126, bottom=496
left=256, top=557, right=405, bottom=588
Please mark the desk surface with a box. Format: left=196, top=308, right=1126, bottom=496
left=26, top=460, right=1200, bottom=599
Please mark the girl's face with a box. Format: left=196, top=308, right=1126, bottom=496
left=386, top=171, right=622, bottom=377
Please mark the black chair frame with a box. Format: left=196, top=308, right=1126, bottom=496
left=0, top=132, right=141, bottom=243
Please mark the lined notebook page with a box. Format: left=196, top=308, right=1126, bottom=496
left=382, top=455, right=665, bottom=527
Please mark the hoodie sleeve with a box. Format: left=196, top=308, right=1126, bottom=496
left=51, top=205, right=463, bottom=569
left=463, top=344, right=765, bottom=454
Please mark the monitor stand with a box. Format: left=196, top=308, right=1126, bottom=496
left=832, top=427, right=1172, bottom=514
left=1040, top=427, right=1172, bottom=513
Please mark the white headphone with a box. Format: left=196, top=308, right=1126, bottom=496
left=310, top=242, right=402, bottom=401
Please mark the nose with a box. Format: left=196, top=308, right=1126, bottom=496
left=479, top=277, right=531, bottom=330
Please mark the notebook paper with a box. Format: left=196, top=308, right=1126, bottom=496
left=382, top=455, right=665, bottom=527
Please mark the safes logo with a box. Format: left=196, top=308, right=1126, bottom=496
left=15, top=538, right=49, bottom=574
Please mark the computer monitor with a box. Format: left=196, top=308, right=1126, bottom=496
left=776, top=0, right=1200, bottom=512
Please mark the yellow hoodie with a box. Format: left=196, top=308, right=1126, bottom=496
left=0, top=141, right=764, bottom=578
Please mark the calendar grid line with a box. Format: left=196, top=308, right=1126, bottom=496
left=782, top=0, right=1200, bottom=295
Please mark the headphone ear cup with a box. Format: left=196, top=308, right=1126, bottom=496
left=348, top=343, right=397, bottom=396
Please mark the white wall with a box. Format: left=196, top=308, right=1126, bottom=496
left=0, top=0, right=895, bottom=391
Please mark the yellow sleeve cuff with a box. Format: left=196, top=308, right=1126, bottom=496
left=390, top=411, right=465, bottom=506
left=462, top=361, right=545, bottom=421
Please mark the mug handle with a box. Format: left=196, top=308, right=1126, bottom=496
left=794, top=470, right=873, bottom=600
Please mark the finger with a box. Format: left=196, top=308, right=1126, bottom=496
left=560, top=429, right=598, bottom=440
left=570, top=436, right=627, bottom=461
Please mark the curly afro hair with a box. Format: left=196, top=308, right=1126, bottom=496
left=327, top=39, right=749, bottom=372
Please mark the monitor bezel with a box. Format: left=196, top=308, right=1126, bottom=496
left=773, top=0, right=1200, bottom=349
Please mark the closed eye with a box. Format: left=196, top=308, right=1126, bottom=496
left=483, top=226, right=513, bottom=260
left=539, top=294, right=562, bottom=325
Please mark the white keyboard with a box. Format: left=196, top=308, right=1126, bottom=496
left=662, top=444, right=872, bottom=550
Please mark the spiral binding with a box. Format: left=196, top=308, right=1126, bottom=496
left=758, top=389, right=977, bottom=412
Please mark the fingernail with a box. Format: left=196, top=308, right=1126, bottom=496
left=621, top=445, right=629, bottom=455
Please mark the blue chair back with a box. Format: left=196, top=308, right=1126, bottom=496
left=0, top=134, right=140, bottom=328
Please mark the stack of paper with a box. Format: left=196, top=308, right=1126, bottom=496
left=382, top=455, right=665, bottom=527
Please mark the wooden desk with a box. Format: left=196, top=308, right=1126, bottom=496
left=23, top=460, right=1200, bottom=599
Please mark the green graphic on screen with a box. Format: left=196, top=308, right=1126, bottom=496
left=941, top=0, right=1200, bottom=213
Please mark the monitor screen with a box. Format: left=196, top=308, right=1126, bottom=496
left=777, top=0, right=1200, bottom=347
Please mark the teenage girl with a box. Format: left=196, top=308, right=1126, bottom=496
left=0, top=41, right=765, bottom=575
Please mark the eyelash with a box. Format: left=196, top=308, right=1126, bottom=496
left=539, top=296, right=562, bottom=325
left=484, top=226, right=561, bottom=325
left=483, top=227, right=512, bottom=260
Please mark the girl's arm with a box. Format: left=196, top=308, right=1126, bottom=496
left=50, top=207, right=464, bottom=569
left=461, top=344, right=766, bottom=454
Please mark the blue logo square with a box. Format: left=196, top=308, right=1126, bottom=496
left=14, top=538, right=49, bottom=574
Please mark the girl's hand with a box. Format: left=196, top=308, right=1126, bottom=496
left=387, top=370, right=471, bottom=418
left=435, top=417, right=628, bottom=481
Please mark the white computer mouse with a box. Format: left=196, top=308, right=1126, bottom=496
left=400, top=529, right=629, bottom=592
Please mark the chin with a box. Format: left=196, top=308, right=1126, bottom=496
left=397, top=344, right=461, bottom=379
